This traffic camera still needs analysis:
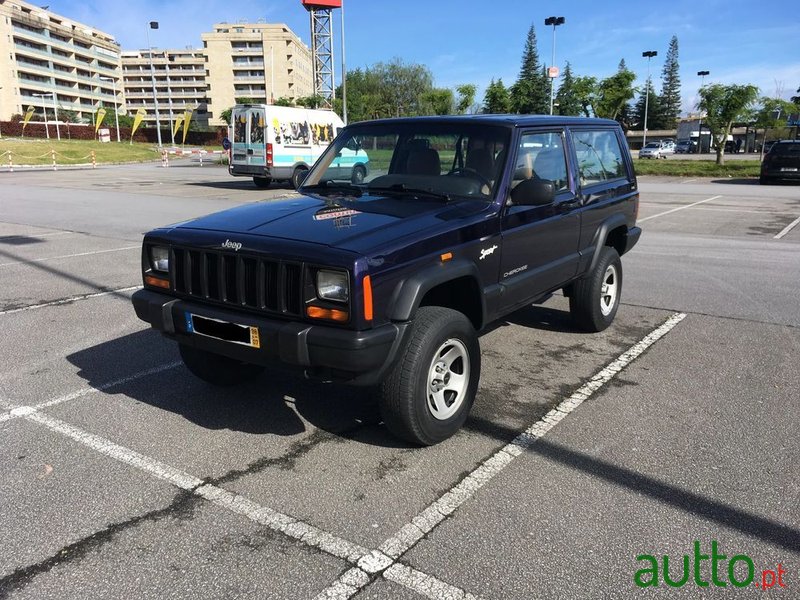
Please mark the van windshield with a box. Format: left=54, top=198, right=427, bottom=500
left=302, top=122, right=511, bottom=201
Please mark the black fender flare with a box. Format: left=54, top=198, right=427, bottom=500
left=587, top=213, right=628, bottom=274
left=387, top=259, right=485, bottom=327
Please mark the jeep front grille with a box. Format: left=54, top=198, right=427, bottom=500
left=171, top=248, right=303, bottom=316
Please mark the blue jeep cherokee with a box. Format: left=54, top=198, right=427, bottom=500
left=133, top=115, right=641, bottom=445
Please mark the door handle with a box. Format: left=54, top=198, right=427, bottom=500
left=558, top=198, right=582, bottom=211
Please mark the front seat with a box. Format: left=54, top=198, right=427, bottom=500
left=465, top=148, right=494, bottom=180
left=533, top=149, right=567, bottom=189
left=406, top=148, right=441, bottom=176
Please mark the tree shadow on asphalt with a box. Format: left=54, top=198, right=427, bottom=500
left=464, top=416, right=800, bottom=554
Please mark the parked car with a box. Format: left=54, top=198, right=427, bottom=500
left=639, top=141, right=674, bottom=159
left=133, top=115, right=641, bottom=445
left=760, top=140, right=800, bottom=184
left=675, top=140, right=695, bottom=154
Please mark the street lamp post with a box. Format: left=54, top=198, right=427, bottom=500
left=166, top=54, right=175, bottom=145
left=0, top=86, right=3, bottom=139
left=99, top=76, right=121, bottom=142
left=341, top=0, right=348, bottom=124
left=32, top=93, right=50, bottom=139
left=696, top=70, right=709, bottom=154
left=145, top=21, right=163, bottom=148
left=641, top=50, right=657, bottom=148
left=544, top=16, right=565, bottom=116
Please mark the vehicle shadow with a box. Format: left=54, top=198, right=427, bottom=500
left=185, top=180, right=294, bottom=191
left=65, top=328, right=403, bottom=447
left=709, top=178, right=760, bottom=185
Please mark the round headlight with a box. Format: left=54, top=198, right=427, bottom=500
left=316, top=270, right=349, bottom=303
left=150, top=246, right=169, bottom=273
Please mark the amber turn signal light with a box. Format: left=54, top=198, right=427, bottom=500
left=363, top=275, right=373, bottom=321
left=441, top=252, right=453, bottom=262
left=306, top=306, right=349, bottom=322
left=144, top=274, right=170, bottom=289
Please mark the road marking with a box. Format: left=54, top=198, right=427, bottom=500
left=775, top=216, right=800, bottom=240
left=0, top=245, right=139, bottom=267
left=0, top=231, right=75, bottom=240
left=385, top=563, right=484, bottom=600
left=638, top=195, right=722, bottom=222
left=314, top=313, right=687, bottom=600
left=0, top=285, right=142, bottom=316
left=681, top=178, right=697, bottom=184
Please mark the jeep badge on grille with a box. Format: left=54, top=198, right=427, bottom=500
left=221, top=239, right=242, bottom=251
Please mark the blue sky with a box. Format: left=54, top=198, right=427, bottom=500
left=48, top=0, right=798, bottom=113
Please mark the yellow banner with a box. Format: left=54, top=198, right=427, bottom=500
left=94, top=108, right=107, bottom=133
left=130, top=107, right=147, bottom=140
left=172, top=116, right=184, bottom=138
left=22, top=105, right=35, bottom=129
left=181, top=109, right=193, bottom=144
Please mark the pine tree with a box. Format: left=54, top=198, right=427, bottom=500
left=483, top=79, right=511, bottom=114
left=617, top=59, right=633, bottom=129
left=555, top=62, right=581, bottom=116
left=510, top=24, right=549, bottom=114
left=658, top=36, right=681, bottom=127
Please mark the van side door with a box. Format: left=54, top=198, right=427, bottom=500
left=497, top=129, right=581, bottom=313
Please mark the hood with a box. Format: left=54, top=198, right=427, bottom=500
left=174, top=193, right=491, bottom=254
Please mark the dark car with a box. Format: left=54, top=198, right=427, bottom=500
left=133, top=115, right=641, bottom=445
left=675, top=140, right=694, bottom=154
left=760, top=140, right=800, bottom=184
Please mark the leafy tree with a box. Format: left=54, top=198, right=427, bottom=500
left=791, top=85, right=800, bottom=104
left=296, top=95, right=326, bottom=109
left=273, top=97, right=295, bottom=107
left=421, top=88, right=455, bottom=115
left=572, top=76, right=598, bottom=117
left=510, top=24, right=549, bottom=114
left=555, top=62, right=581, bottom=116
left=594, top=67, right=636, bottom=122
left=220, top=97, right=259, bottom=124
left=456, top=84, right=477, bottom=114
left=483, top=79, right=511, bottom=114
left=658, top=36, right=681, bottom=128
left=632, top=77, right=660, bottom=130
left=753, top=96, right=800, bottom=149
left=697, top=83, right=759, bottom=164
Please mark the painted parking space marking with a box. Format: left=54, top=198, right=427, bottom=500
left=638, top=195, right=722, bottom=222
left=0, top=245, right=140, bottom=267
left=774, top=216, right=800, bottom=240
left=0, top=285, right=142, bottom=316
left=313, top=312, right=687, bottom=599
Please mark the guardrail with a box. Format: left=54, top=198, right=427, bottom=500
left=1, top=149, right=98, bottom=171
left=1, top=147, right=226, bottom=171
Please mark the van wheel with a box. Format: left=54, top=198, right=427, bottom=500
left=291, top=167, right=308, bottom=190
left=253, top=176, right=271, bottom=188
left=179, top=344, right=264, bottom=386
left=351, top=165, right=366, bottom=184
left=569, top=247, right=622, bottom=332
left=379, top=307, right=480, bottom=446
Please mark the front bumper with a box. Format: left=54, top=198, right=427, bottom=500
left=132, top=289, right=408, bottom=386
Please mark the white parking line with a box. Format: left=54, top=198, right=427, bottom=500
left=0, top=245, right=139, bottom=267
left=681, top=178, right=697, bottom=184
left=0, top=285, right=142, bottom=316
left=314, top=312, right=687, bottom=599
left=638, top=195, right=722, bottom=222
left=775, top=216, right=800, bottom=240
left=0, top=231, right=75, bottom=240
left=385, top=563, right=484, bottom=600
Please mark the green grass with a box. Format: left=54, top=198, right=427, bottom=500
left=0, top=138, right=162, bottom=166
left=632, top=158, right=761, bottom=178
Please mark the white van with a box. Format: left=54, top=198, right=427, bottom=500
left=229, top=104, right=366, bottom=189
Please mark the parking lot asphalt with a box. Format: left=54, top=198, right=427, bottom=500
left=1, top=164, right=798, bottom=599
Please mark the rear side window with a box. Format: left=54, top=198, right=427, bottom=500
left=572, top=129, right=627, bottom=185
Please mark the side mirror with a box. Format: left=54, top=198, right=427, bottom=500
left=510, top=178, right=556, bottom=206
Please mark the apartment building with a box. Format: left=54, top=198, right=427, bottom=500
left=121, top=48, right=209, bottom=130
left=202, top=22, right=313, bottom=126
left=0, top=0, right=122, bottom=122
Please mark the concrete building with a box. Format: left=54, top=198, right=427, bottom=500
left=0, top=0, right=122, bottom=122
left=121, top=48, right=209, bottom=131
left=201, top=22, right=314, bottom=126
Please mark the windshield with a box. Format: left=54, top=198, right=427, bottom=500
left=301, top=121, right=511, bottom=201
left=644, top=142, right=660, bottom=148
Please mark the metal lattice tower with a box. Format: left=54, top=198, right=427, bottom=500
left=308, top=8, right=335, bottom=108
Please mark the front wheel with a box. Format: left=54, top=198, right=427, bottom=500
left=179, top=344, right=264, bottom=386
left=569, top=247, right=622, bottom=332
left=379, top=307, right=480, bottom=446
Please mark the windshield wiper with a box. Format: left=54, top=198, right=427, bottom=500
left=367, top=184, right=451, bottom=203
left=301, top=182, right=364, bottom=197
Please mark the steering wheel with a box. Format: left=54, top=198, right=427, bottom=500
left=446, top=167, right=492, bottom=189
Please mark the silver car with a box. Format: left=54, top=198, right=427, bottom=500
left=639, top=141, right=674, bottom=159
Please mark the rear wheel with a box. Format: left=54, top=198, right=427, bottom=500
left=379, top=307, right=480, bottom=446
left=179, top=344, right=264, bottom=386
left=569, top=247, right=622, bottom=332
left=759, top=176, right=773, bottom=185
left=253, top=176, right=272, bottom=188
left=291, top=167, right=308, bottom=190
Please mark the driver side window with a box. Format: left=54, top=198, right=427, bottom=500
left=512, top=132, right=568, bottom=192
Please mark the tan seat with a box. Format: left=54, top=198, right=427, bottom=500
left=533, top=149, right=567, bottom=188
left=406, top=148, right=441, bottom=176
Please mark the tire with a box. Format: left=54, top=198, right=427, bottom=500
left=351, top=164, right=366, bottom=184
left=569, top=246, right=622, bottom=332
left=379, top=307, right=480, bottom=446
left=759, top=176, right=772, bottom=185
left=253, top=176, right=272, bottom=188
left=179, top=344, right=264, bottom=386
left=291, top=167, right=308, bottom=190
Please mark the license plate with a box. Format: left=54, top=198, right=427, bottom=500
left=780, top=167, right=798, bottom=172
left=185, top=313, right=260, bottom=348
